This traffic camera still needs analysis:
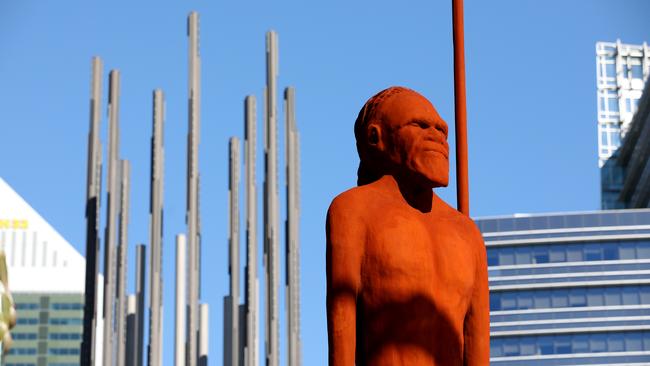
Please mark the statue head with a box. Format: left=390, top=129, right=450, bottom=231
left=354, top=86, right=449, bottom=188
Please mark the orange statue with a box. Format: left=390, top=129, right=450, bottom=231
left=326, top=87, right=489, bottom=365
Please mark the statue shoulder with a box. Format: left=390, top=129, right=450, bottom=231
left=327, top=185, right=378, bottom=219
left=434, top=198, right=485, bottom=250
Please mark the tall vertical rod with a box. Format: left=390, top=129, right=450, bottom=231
left=135, top=244, right=146, bottom=366
left=244, top=96, right=259, bottom=366
left=199, top=303, right=209, bottom=366
left=125, top=295, right=137, bottom=366
left=264, top=30, right=279, bottom=366
left=116, top=159, right=131, bottom=366
left=148, top=89, right=165, bottom=366
left=452, top=0, right=469, bottom=216
left=103, top=69, right=121, bottom=366
left=175, top=234, right=187, bottom=366
left=284, top=87, right=301, bottom=366
left=226, top=137, right=241, bottom=366
left=187, top=11, right=201, bottom=366
left=81, top=56, right=103, bottom=366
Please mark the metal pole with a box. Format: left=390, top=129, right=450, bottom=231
left=284, top=87, right=301, bottom=366
left=125, top=295, right=137, bottom=366
left=116, top=159, right=131, bottom=366
left=103, top=69, right=121, bottom=366
left=175, top=234, right=187, bottom=366
left=264, top=30, right=279, bottom=366
left=226, top=137, right=241, bottom=366
left=186, top=12, right=201, bottom=366
left=148, top=89, right=165, bottom=366
left=452, top=0, right=470, bottom=216
left=244, top=95, right=259, bottom=366
left=199, top=303, right=209, bottom=366
left=81, top=56, right=103, bottom=366
left=135, top=244, right=146, bottom=366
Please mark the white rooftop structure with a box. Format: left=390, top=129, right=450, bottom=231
left=0, top=177, right=86, bottom=293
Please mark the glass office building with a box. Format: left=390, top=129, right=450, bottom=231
left=596, top=41, right=650, bottom=209
left=0, top=177, right=103, bottom=366
left=477, top=209, right=650, bottom=365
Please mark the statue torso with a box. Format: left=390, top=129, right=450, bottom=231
left=355, top=187, right=479, bottom=366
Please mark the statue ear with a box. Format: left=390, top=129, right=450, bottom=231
left=368, top=124, right=384, bottom=151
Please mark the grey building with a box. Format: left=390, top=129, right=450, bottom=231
left=477, top=209, right=650, bottom=365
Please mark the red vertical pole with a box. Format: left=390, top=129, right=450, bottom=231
left=452, top=0, right=470, bottom=216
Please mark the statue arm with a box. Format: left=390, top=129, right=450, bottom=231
left=463, top=232, right=490, bottom=366
left=326, top=197, right=364, bottom=366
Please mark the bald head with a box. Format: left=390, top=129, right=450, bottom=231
left=355, top=86, right=449, bottom=188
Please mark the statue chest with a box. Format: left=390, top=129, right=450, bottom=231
left=361, top=212, right=476, bottom=310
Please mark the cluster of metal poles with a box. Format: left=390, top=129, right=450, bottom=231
left=223, top=30, right=302, bottom=366
left=79, top=11, right=301, bottom=366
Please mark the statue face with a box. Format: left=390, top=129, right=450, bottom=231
left=374, top=91, right=449, bottom=188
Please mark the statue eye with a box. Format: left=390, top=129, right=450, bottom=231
left=410, top=121, right=428, bottom=129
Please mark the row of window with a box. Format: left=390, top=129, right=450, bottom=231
left=5, top=332, right=81, bottom=340
left=491, top=307, right=650, bottom=323
left=487, top=241, right=650, bottom=267
left=12, top=332, right=37, bottom=340
left=51, top=303, right=83, bottom=310
left=16, top=318, right=38, bottom=325
left=15, top=303, right=83, bottom=311
left=7, top=347, right=82, bottom=356
left=49, top=318, right=82, bottom=325
left=7, top=348, right=36, bottom=355
left=16, top=317, right=83, bottom=325
left=49, top=348, right=80, bottom=355
left=489, top=261, right=649, bottom=277
left=477, top=211, right=650, bottom=233
left=490, top=286, right=650, bottom=311
left=6, top=363, right=36, bottom=366
left=491, top=331, right=650, bottom=358
left=50, top=332, right=81, bottom=340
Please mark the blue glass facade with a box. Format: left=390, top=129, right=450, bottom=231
left=476, top=209, right=650, bottom=365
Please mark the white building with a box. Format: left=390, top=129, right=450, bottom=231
left=0, top=177, right=102, bottom=366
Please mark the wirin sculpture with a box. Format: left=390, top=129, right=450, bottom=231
left=326, top=87, right=489, bottom=365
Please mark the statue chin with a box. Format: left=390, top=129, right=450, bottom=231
left=405, top=158, right=449, bottom=189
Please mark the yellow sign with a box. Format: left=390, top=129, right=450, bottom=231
left=0, top=220, right=28, bottom=230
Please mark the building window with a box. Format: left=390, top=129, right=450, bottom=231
left=490, top=285, right=650, bottom=311
left=487, top=240, right=650, bottom=267
left=491, top=331, right=650, bottom=357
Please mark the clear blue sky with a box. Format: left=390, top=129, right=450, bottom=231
left=1, top=1, right=649, bottom=364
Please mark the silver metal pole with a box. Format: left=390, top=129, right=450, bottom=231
left=186, top=12, right=201, bottom=366
left=103, top=69, right=121, bottom=366
left=148, top=89, right=165, bottom=366
left=226, top=137, right=241, bottom=366
left=244, top=96, right=259, bottom=366
left=264, top=30, right=279, bottom=366
left=199, top=303, right=209, bottom=366
left=284, top=87, right=301, bottom=366
left=135, top=244, right=146, bottom=366
left=81, top=56, right=103, bottom=366
left=116, top=159, right=131, bottom=366
left=126, top=295, right=137, bottom=366
left=175, top=234, right=187, bottom=366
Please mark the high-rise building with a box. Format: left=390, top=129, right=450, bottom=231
left=478, top=209, right=650, bottom=365
left=0, top=177, right=103, bottom=366
left=596, top=41, right=650, bottom=209
left=614, top=75, right=650, bottom=209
